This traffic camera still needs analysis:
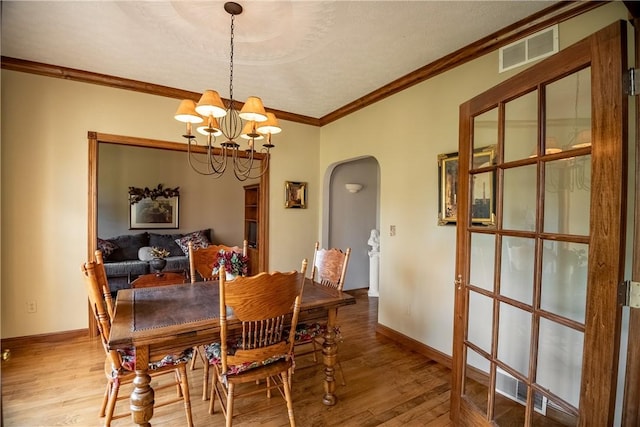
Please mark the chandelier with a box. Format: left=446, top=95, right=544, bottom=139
left=173, top=2, right=280, bottom=181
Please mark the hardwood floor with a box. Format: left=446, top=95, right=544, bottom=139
left=1, top=289, right=453, bottom=426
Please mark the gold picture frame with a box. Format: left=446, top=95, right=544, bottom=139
left=438, top=145, right=496, bottom=225
left=285, top=181, right=307, bottom=209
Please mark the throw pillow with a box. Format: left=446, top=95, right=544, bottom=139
left=138, top=246, right=155, bottom=261
left=108, top=232, right=150, bottom=261
left=175, top=230, right=210, bottom=255
left=149, top=232, right=185, bottom=257
left=97, top=238, right=119, bottom=259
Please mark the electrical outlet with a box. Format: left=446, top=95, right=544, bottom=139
left=26, top=300, right=37, bottom=313
left=390, top=225, right=396, bottom=236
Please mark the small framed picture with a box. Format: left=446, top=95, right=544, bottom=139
left=130, top=196, right=179, bottom=229
left=285, top=181, right=307, bottom=209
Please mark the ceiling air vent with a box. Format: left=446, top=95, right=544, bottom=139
left=499, top=25, right=558, bottom=73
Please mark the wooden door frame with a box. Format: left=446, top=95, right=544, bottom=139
left=86, top=131, right=270, bottom=336
left=451, top=21, right=628, bottom=425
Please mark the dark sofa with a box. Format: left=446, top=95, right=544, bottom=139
left=97, top=229, right=211, bottom=293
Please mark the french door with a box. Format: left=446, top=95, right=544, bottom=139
left=451, top=21, right=628, bottom=426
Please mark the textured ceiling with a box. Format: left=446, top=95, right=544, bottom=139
left=2, top=1, right=557, bottom=119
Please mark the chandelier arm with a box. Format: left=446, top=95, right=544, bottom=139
left=232, top=146, right=270, bottom=180
left=188, top=150, right=221, bottom=177
left=207, top=145, right=229, bottom=178
left=187, top=136, right=228, bottom=177
left=231, top=145, right=253, bottom=180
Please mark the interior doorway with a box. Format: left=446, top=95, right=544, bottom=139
left=323, top=156, right=379, bottom=291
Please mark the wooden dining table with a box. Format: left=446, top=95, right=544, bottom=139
left=108, top=276, right=356, bottom=426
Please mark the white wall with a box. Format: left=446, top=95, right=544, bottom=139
left=267, top=119, right=321, bottom=273
left=0, top=72, right=320, bottom=338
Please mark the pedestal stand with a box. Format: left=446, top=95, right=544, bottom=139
left=367, top=229, right=380, bottom=297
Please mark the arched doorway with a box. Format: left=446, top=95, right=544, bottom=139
left=322, top=156, right=379, bottom=291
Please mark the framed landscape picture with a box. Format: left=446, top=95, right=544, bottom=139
left=130, top=196, right=179, bottom=229
left=438, top=145, right=495, bottom=225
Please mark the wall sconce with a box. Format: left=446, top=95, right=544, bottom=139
left=345, top=183, right=363, bottom=193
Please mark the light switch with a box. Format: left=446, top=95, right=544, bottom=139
left=390, top=225, right=396, bottom=236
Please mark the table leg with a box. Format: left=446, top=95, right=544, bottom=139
left=321, top=308, right=338, bottom=406
left=131, top=345, right=154, bottom=426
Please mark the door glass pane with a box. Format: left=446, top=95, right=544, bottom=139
left=546, top=68, right=591, bottom=153
left=503, top=164, right=537, bottom=231
left=544, top=155, right=591, bottom=235
left=473, top=108, right=498, bottom=164
left=472, top=171, right=494, bottom=224
left=464, top=347, right=490, bottom=415
left=468, top=291, right=493, bottom=353
left=497, top=302, right=531, bottom=376
left=537, top=318, right=583, bottom=408
left=470, top=232, right=495, bottom=291
left=541, top=241, right=588, bottom=323
left=494, top=368, right=527, bottom=424
left=505, top=90, right=538, bottom=162
left=501, top=236, right=534, bottom=305
left=531, top=393, right=578, bottom=426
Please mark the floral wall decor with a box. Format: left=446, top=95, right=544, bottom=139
left=128, top=184, right=180, bottom=205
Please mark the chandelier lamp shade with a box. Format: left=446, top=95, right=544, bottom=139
left=173, top=2, right=280, bottom=181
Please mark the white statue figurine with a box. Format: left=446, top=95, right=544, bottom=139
left=368, top=229, right=380, bottom=254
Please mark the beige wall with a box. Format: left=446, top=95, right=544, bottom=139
left=1, top=73, right=320, bottom=338
left=319, top=2, right=630, bottom=356
left=266, top=119, right=321, bottom=274
left=0, top=2, right=629, bottom=347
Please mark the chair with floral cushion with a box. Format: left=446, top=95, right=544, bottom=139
left=189, top=240, right=249, bottom=376
left=80, top=261, right=194, bottom=427
left=205, top=260, right=307, bottom=427
left=294, top=242, right=351, bottom=385
left=188, top=240, right=248, bottom=283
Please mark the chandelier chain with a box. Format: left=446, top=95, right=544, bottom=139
left=229, top=13, right=235, bottom=105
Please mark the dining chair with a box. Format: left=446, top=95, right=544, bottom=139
left=188, top=240, right=248, bottom=283
left=295, top=242, right=351, bottom=385
left=188, top=240, right=249, bottom=373
left=205, top=260, right=307, bottom=427
left=130, top=271, right=188, bottom=288
left=81, top=261, right=194, bottom=427
left=94, top=249, right=115, bottom=320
